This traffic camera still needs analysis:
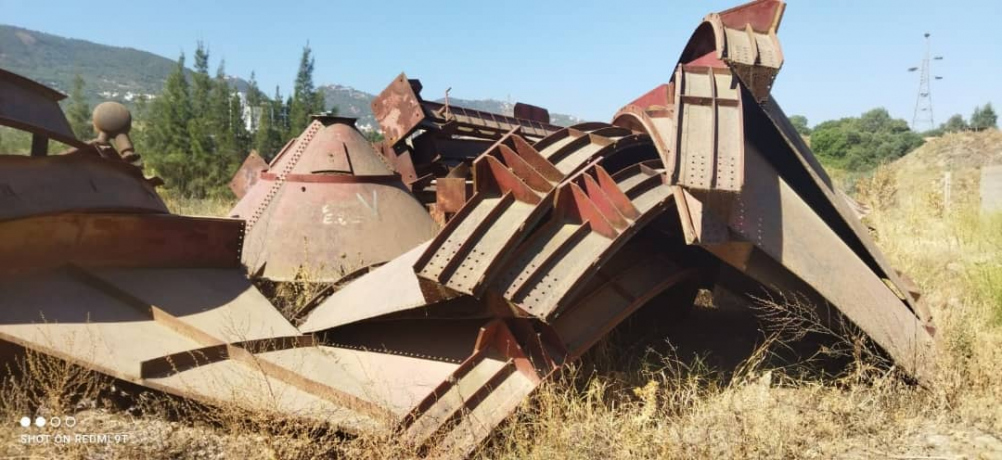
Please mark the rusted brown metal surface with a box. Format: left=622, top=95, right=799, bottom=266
left=303, top=1, right=934, bottom=455
left=611, top=0, right=934, bottom=378
left=2, top=1, right=939, bottom=458
left=369, top=74, right=565, bottom=227
left=229, top=116, right=439, bottom=282
left=0, top=68, right=87, bottom=153
left=372, top=73, right=561, bottom=146
left=229, top=150, right=268, bottom=199
left=0, top=77, right=405, bottom=436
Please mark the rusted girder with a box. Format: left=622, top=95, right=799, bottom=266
left=371, top=73, right=562, bottom=147
left=613, top=0, right=935, bottom=382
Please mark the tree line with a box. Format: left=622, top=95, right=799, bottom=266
left=789, top=103, right=997, bottom=171
left=57, top=42, right=331, bottom=198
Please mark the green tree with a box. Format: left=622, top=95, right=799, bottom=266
left=66, top=74, right=94, bottom=140
left=245, top=71, right=263, bottom=132
left=971, top=103, right=998, bottom=131
left=789, top=115, right=811, bottom=136
left=810, top=108, right=924, bottom=171
left=208, top=61, right=237, bottom=155
left=139, top=45, right=248, bottom=198
left=287, top=43, right=325, bottom=137
left=941, top=114, right=968, bottom=133
left=364, top=130, right=384, bottom=143
left=191, top=42, right=212, bottom=116
left=142, top=53, right=194, bottom=193
left=254, top=85, right=286, bottom=160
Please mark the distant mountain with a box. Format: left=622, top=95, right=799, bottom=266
left=0, top=24, right=180, bottom=103
left=0, top=24, right=581, bottom=128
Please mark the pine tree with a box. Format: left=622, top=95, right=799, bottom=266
left=254, top=85, right=285, bottom=159
left=191, top=42, right=212, bottom=116
left=66, top=74, right=94, bottom=140
left=246, top=71, right=263, bottom=133
left=209, top=60, right=235, bottom=155
left=287, top=43, right=324, bottom=137
left=142, top=53, right=194, bottom=194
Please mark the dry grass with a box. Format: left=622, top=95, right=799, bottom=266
left=480, top=198, right=1002, bottom=459
left=3, top=161, right=1001, bottom=458
left=160, top=190, right=235, bottom=217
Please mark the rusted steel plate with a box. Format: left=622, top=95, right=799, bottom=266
left=0, top=153, right=166, bottom=222
left=0, top=68, right=86, bottom=148
left=300, top=242, right=457, bottom=332
left=755, top=97, right=932, bottom=324
left=0, top=213, right=242, bottom=275
left=676, top=143, right=935, bottom=382
left=435, top=177, right=471, bottom=214
left=0, top=267, right=394, bottom=430
left=228, top=150, right=267, bottom=199
left=370, top=73, right=428, bottom=146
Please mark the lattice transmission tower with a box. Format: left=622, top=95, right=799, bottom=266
left=909, top=33, right=944, bottom=131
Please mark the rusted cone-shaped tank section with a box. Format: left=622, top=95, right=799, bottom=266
left=230, top=116, right=439, bottom=283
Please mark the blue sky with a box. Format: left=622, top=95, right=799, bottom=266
left=3, top=0, right=999, bottom=129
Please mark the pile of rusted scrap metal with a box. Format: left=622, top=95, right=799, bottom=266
left=1, top=1, right=934, bottom=458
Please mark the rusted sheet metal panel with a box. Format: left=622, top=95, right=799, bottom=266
left=435, top=177, right=471, bottom=213
left=300, top=241, right=456, bottom=332
left=0, top=213, right=243, bottom=275
left=0, top=267, right=394, bottom=430
left=754, top=97, right=931, bottom=324
left=370, top=73, right=427, bottom=146
left=677, top=143, right=935, bottom=382
left=0, top=68, right=86, bottom=148
left=432, top=176, right=472, bottom=225
left=0, top=153, right=166, bottom=222
left=228, top=150, right=268, bottom=199
left=230, top=119, right=438, bottom=283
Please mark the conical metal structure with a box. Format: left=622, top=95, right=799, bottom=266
left=230, top=116, right=439, bottom=282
